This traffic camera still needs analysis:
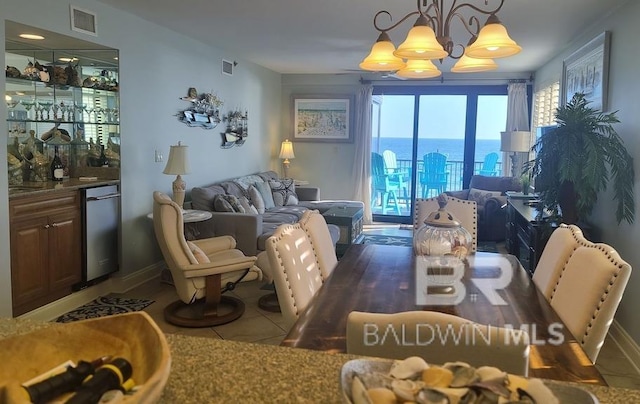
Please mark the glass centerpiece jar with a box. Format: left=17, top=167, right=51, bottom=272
left=414, top=194, right=472, bottom=305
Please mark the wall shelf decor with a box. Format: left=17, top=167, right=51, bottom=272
left=178, top=88, right=223, bottom=129
left=220, top=110, right=248, bottom=149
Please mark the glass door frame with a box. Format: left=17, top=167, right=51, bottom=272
left=371, top=84, right=532, bottom=224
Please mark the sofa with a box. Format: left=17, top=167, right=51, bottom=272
left=445, top=175, right=521, bottom=242
left=189, top=171, right=364, bottom=256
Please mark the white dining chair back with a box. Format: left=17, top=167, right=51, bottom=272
left=265, top=223, right=324, bottom=329
left=532, top=224, right=586, bottom=300
left=346, top=310, right=530, bottom=376
left=550, top=243, right=632, bottom=363
left=298, top=210, right=338, bottom=281
left=414, top=196, right=478, bottom=253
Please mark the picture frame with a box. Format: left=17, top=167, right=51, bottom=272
left=562, top=31, right=611, bottom=111
left=292, top=95, right=354, bottom=142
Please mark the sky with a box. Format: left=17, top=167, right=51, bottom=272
left=377, top=94, right=508, bottom=140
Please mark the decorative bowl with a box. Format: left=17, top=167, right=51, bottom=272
left=0, top=312, right=171, bottom=403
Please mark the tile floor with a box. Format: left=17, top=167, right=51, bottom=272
left=116, top=224, right=640, bottom=389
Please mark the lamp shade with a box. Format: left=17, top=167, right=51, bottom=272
left=359, top=32, right=406, bottom=72
left=395, top=59, right=441, bottom=79
left=163, top=141, right=190, bottom=175
left=393, top=23, right=448, bottom=60
left=465, top=16, right=522, bottom=59
left=451, top=54, right=498, bottom=73
left=500, top=131, right=531, bottom=153
left=279, top=139, right=295, bottom=160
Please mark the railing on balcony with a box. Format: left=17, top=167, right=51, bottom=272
left=371, top=158, right=503, bottom=216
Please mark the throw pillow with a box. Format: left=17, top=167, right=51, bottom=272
left=269, top=178, right=299, bottom=206
left=223, top=194, right=245, bottom=213
left=213, top=194, right=234, bottom=212
left=468, top=188, right=502, bottom=207
left=186, top=241, right=210, bottom=264
left=239, top=196, right=259, bottom=215
left=248, top=185, right=266, bottom=214
left=256, top=181, right=276, bottom=210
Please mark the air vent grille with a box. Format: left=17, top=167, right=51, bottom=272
left=222, top=60, right=234, bottom=76
left=70, top=6, right=98, bottom=36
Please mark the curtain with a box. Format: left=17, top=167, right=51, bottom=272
left=351, top=85, right=373, bottom=224
left=504, top=82, right=530, bottom=177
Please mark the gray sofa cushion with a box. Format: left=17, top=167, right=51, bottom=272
left=191, top=184, right=226, bottom=211
left=298, top=200, right=364, bottom=213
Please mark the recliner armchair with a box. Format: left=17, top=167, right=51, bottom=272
left=153, top=191, right=261, bottom=327
left=445, top=175, right=521, bottom=242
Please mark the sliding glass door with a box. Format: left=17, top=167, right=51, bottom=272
left=370, top=86, right=511, bottom=223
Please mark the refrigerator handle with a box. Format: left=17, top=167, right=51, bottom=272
left=86, top=193, right=121, bottom=201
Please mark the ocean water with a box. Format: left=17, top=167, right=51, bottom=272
left=371, top=137, right=502, bottom=163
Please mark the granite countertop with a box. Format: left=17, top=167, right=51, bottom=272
left=8, top=178, right=119, bottom=199
left=1, top=318, right=639, bottom=403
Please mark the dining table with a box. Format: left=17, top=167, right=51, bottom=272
left=281, top=243, right=607, bottom=385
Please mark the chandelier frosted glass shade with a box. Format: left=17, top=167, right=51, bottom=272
left=465, top=18, right=522, bottom=59
left=396, top=59, right=441, bottom=79
left=451, top=54, right=498, bottom=73
left=393, top=24, right=448, bottom=60
left=359, top=33, right=407, bottom=71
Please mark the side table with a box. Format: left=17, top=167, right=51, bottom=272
left=322, top=206, right=364, bottom=257
left=147, top=209, right=212, bottom=240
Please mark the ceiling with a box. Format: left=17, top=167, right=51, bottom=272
left=93, top=0, right=629, bottom=76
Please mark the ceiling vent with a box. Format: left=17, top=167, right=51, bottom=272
left=70, top=5, right=98, bottom=36
left=222, top=59, right=236, bottom=76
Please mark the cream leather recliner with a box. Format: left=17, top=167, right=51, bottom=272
left=153, top=191, right=261, bottom=327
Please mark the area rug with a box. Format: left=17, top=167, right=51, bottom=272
left=55, top=296, right=154, bottom=323
left=363, top=234, right=413, bottom=247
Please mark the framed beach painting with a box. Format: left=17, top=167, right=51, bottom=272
left=292, top=95, right=354, bottom=142
left=562, top=31, right=611, bottom=111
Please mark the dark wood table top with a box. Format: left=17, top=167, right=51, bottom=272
left=281, top=243, right=606, bottom=385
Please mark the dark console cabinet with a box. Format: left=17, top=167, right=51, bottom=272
left=506, top=199, right=555, bottom=276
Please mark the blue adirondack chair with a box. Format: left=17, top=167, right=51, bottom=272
left=371, top=152, right=401, bottom=215
left=478, top=152, right=499, bottom=176
left=420, top=152, right=449, bottom=198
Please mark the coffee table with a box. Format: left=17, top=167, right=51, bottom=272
left=322, top=206, right=364, bottom=256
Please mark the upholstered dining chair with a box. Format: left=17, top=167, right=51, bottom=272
left=265, top=223, right=324, bottom=329
left=550, top=243, right=632, bottom=363
left=298, top=210, right=338, bottom=281
left=346, top=311, right=530, bottom=376
left=532, top=224, right=586, bottom=300
left=413, top=195, right=478, bottom=253
left=153, top=191, right=261, bottom=327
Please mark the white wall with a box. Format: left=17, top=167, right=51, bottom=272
left=0, top=0, right=281, bottom=316
left=535, top=1, right=640, bottom=344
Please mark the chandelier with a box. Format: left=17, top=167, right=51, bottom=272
left=359, top=0, right=521, bottom=78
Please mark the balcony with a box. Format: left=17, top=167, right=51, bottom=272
left=371, top=159, right=503, bottom=216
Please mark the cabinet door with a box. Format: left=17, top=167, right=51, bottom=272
left=48, top=208, right=82, bottom=290
left=10, top=216, right=49, bottom=307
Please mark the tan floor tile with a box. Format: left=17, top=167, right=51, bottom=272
left=213, top=314, right=286, bottom=343
left=252, top=335, right=286, bottom=346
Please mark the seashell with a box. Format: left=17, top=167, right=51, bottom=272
left=6, top=65, right=21, bottom=78
left=450, top=366, right=479, bottom=388
left=415, top=388, right=448, bottom=404
left=475, top=366, right=507, bottom=382
left=389, top=357, right=429, bottom=380
left=430, top=387, right=469, bottom=404
left=359, top=371, right=394, bottom=390
left=421, top=366, right=453, bottom=388
left=506, top=373, right=529, bottom=397
left=470, top=379, right=511, bottom=398
left=391, top=379, right=424, bottom=402
left=366, top=387, right=397, bottom=404
left=351, top=375, right=373, bottom=404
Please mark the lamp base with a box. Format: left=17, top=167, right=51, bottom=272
left=172, top=174, right=186, bottom=209
left=510, top=153, right=520, bottom=178
left=282, top=160, right=291, bottom=179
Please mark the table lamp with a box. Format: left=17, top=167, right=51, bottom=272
left=279, top=139, right=295, bottom=178
left=163, top=141, right=190, bottom=209
left=500, top=131, right=530, bottom=177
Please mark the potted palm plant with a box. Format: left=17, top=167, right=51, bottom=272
left=528, top=93, right=635, bottom=225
